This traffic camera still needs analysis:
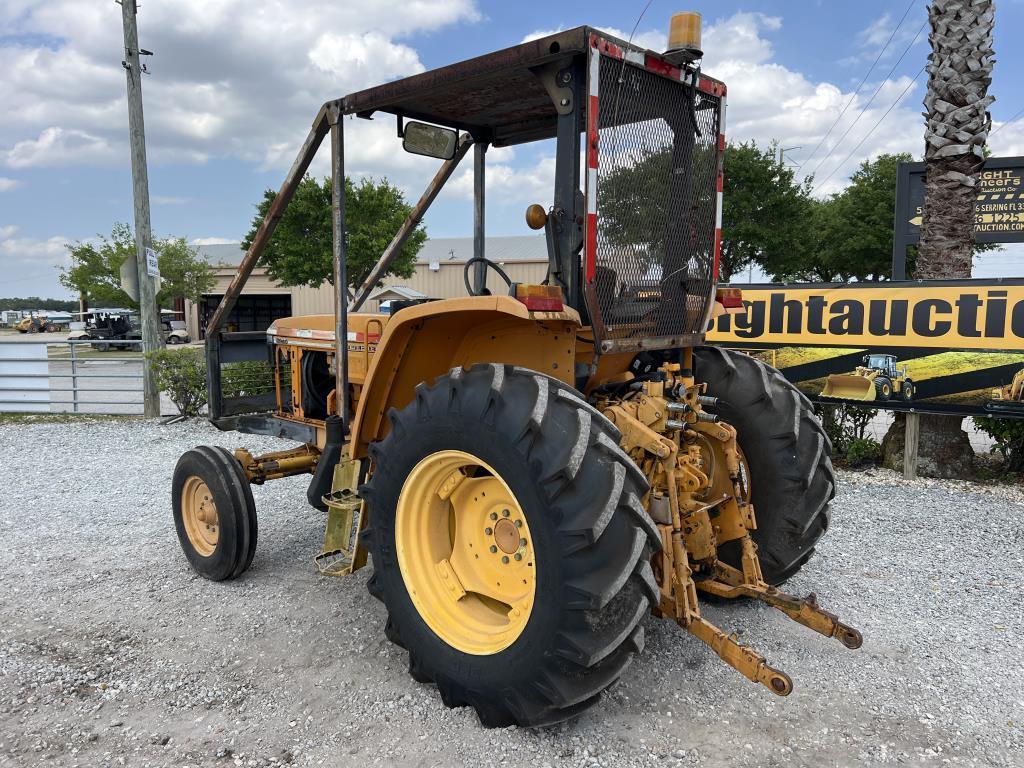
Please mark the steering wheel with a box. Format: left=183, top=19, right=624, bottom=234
left=463, top=256, right=513, bottom=296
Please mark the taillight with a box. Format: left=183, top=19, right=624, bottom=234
left=515, top=284, right=564, bottom=311
left=716, top=287, right=743, bottom=309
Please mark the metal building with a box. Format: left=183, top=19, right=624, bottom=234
left=185, top=236, right=546, bottom=339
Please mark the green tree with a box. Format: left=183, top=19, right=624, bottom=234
left=814, top=153, right=912, bottom=282
left=244, top=175, right=425, bottom=290
left=598, top=140, right=815, bottom=282
left=0, top=297, right=78, bottom=311
left=720, top=141, right=816, bottom=282
left=60, top=223, right=214, bottom=308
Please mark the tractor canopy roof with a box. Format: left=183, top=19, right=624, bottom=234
left=341, top=26, right=723, bottom=147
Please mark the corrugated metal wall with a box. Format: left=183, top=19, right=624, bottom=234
left=185, top=259, right=550, bottom=337
left=382, top=260, right=548, bottom=311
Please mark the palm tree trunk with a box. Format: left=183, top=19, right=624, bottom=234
left=916, top=0, right=995, bottom=278
left=886, top=1, right=995, bottom=478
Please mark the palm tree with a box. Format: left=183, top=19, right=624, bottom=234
left=916, top=0, right=995, bottom=278
left=885, top=0, right=996, bottom=479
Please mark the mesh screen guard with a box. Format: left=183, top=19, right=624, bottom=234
left=584, top=44, right=723, bottom=353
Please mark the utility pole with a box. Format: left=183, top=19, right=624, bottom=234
left=119, top=0, right=161, bottom=417
left=779, top=146, right=802, bottom=167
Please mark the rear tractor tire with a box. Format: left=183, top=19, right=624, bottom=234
left=693, top=347, right=835, bottom=585
left=172, top=446, right=258, bottom=581
left=361, top=364, right=660, bottom=727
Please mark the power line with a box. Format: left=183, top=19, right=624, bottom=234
left=805, top=17, right=927, bottom=182
left=811, top=67, right=924, bottom=195
left=797, top=0, right=918, bottom=173
left=989, top=105, right=1024, bottom=137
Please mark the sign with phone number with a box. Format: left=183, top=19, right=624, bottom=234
left=895, top=157, right=1024, bottom=244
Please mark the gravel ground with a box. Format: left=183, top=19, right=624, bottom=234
left=0, top=417, right=1022, bottom=768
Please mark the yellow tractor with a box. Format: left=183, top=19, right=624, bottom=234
left=14, top=314, right=56, bottom=334
left=173, top=16, right=860, bottom=727
left=821, top=353, right=915, bottom=402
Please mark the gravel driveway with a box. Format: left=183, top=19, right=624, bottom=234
left=1, top=418, right=1021, bottom=768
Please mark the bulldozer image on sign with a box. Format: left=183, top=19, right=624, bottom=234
left=987, top=367, right=1024, bottom=413
left=821, top=353, right=915, bottom=402
left=172, top=15, right=860, bottom=727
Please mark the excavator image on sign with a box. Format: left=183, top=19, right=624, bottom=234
left=170, top=14, right=862, bottom=727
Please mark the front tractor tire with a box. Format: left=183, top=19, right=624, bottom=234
left=693, top=347, right=835, bottom=585
left=875, top=377, right=893, bottom=400
left=172, top=446, right=258, bottom=581
left=361, top=364, right=660, bottom=727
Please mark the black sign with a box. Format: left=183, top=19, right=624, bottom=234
left=892, top=156, right=1024, bottom=279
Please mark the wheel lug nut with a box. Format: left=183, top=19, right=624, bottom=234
left=520, top=538, right=527, bottom=547
left=501, top=556, right=509, bottom=564
left=489, top=545, right=498, bottom=553
left=514, top=520, right=522, bottom=528
left=485, top=527, right=493, bottom=535
left=502, top=509, right=510, bottom=517
left=514, top=553, right=522, bottom=561
left=489, top=512, right=498, bottom=520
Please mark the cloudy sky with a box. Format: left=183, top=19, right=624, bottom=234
left=1, top=0, right=1022, bottom=298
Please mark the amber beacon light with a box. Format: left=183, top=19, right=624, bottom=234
left=665, top=11, right=703, bottom=64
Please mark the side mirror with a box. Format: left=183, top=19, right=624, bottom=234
left=402, top=121, right=458, bottom=160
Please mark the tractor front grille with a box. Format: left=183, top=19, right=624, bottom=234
left=588, top=52, right=721, bottom=350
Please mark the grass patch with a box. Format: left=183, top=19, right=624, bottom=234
left=0, top=412, right=143, bottom=425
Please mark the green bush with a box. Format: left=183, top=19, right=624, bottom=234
left=147, top=347, right=207, bottom=417
left=815, top=402, right=882, bottom=468
left=844, top=437, right=881, bottom=467
left=972, top=416, right=1024, bottom=473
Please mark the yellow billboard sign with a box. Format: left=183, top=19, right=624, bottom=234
left=707, top=281, right=1024, bottom=351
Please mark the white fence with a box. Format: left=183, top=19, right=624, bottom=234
left=0, top=339, right=145, bottom=414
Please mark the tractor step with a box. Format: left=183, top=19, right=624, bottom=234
left=314, top=457, right=365, bottom=577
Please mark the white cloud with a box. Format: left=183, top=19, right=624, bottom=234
left=518, top=13, right=926, bottom=200
left=521, top=26, right=667, bottom=52
left=0, top=0, right=480, bottom=178
left=3, top=127, right=116, bottom=168
left=695, top=12, right=925, bottom=196
left=448, top=151, right=554, bottom=204
left=0, top=4, right=939, bottom=231
left=189, top=237, right=238, bottom=246
left=989, top=119, right=1024, bottom=157
left=858, top=13, right=894, bottom=48
left=0, top=225, right=72, bottom=294
left=0, top=176, right=20, bottom=192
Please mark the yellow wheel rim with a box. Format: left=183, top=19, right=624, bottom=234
left=395, top=450, right=536, bottom=655
left=181, top=475, right=220, bottom=557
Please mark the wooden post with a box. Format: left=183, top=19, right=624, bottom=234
left=120, top=0, right=161, bottom=417
left=903, top=412, right=920, bottom=481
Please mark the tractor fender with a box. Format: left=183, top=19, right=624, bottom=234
left=349, top=295, right=581, bottom=459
